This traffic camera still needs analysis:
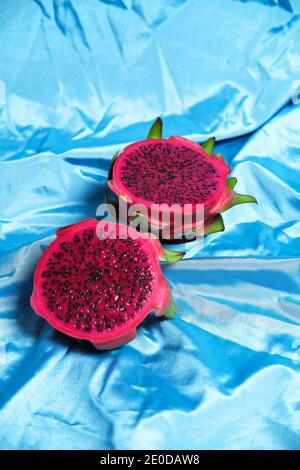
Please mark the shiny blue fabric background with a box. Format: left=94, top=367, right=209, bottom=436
left=1, top=0, right=300, bottom=450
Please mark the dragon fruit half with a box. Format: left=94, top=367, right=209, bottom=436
left=108, top=118, right=256, bottom=240
left=31, top=219, right=179, bottom=350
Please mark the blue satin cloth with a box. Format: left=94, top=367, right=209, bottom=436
left=1, top=0, right=300, bottom=450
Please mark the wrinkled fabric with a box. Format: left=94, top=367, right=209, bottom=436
left=1, top=0, right=300, bottom=450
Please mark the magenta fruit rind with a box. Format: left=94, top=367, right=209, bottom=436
left=31, top=219, right=175, bottom=350
left=107, top=118, right=257, bottom=241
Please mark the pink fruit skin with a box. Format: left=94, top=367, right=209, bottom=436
left=108, top=137, right=235, bottom=230
left=31, top=219, right=171, bottom=350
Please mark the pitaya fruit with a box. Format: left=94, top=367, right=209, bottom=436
left=31, top=219, right=180, bottom=350
left=108, top=118, right=256, bottom=240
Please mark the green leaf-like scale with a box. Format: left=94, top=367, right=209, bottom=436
left=147, top=117, right=163, bottom=139
left=162, top=248, right=185, bottom=263
left=227, top=193, right=258, bottom=209
left=201, top=136, right=216, bottom=154
left=227, top=177, right=238, bottom=190
left=163, top=292, right=176, bottom=319
left=204, top=214, right=225, bottom=236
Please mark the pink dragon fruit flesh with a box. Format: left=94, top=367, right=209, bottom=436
left=108, top=118, right=256, bottom=241
left=31, top=219, right=178, bottom=350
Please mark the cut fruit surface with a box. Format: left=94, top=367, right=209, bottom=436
left=31, top=219, right=174, bottom=350
left=108, top=118, right=256, bottom=241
